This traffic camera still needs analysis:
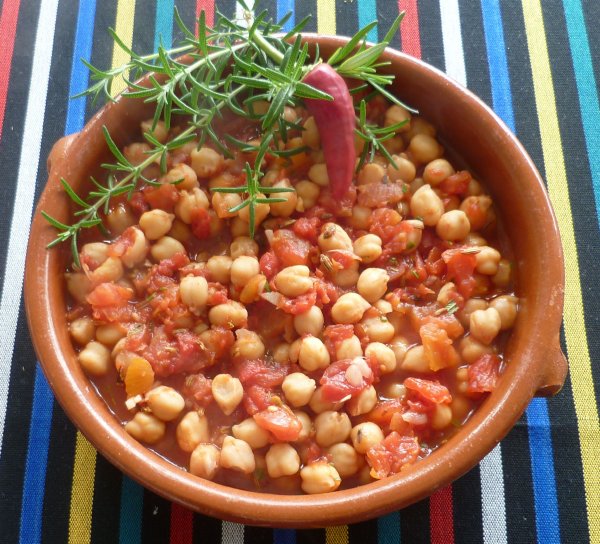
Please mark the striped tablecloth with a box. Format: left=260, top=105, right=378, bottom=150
left=0, top=0, right=598, bottom=542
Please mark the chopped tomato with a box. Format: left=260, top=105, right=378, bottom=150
left=190, top=207, right=211, bottom=239
left=253, top=405, right=302, bottom=441
left=183, top=374, right=213, bottom=408
left=357, top=181, right=405, bottom=208
left=323, top=324, right=354, bottom=359
left=439, top=170, right=471, bottom=195
left=467, top=354, right=501, bottom=394
left=157, top=252, right=189, bottom=276
left=366, top=431, right=420, bottom=479
left=128, top=192, right=149, bottom=215
left=404, top=377, right=452, bottom=404
left=206, top=282, right=228, bottom=306
left=365, top=399, right=404, bottom=428
left=86, top=282, right=134, bottom=322
left=420, top=322, right=460, bottom=371
left=107, top=226, right=137, bottom=258
left=314, top=277, right=342, bottom=306
left=320, top=359, right=373, bottom=403
left=443, top=249, right=477, bottom=298
left=293, top=216, right=321, bottom=244
left=409, top=305, right=464, bottom=339
left=318, top=185, right=356, bottom=217
left=198, top=327, right=235, bottom=361
left=235, top=358, right=289, bottom=388
left=276, top=290, right=317, bottom=315
left=259, top=250, right=280, bottom=280
left=270, top=229, right=312, bottom=267
left=243, top=385, right=273, bottom=415
left=143, top=182, right=179, bottom=211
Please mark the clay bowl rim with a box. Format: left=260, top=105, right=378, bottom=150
left=24, top=34, right=566, bottom=527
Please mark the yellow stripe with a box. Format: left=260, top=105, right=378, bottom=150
left=317, top=0, right=336, bottom=36
left=326, top=525, right=349, bottom=544
left=110, top=0, right=137, bottom=96
left=521, top=1, right=600, bottom=541
left=68, top=432, right=98, bottom=544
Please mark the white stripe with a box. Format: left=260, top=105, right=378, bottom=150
left=439, top=3, right=508, bottom=542
left=440, top=0, right=467, bottom=86
left=0, top=0, right=59, bottom=455
left=480, top=445, right=508, bottom=544
left=221, top=521, right=244, bottom=544
left=236, top=0, right=255, bottom=28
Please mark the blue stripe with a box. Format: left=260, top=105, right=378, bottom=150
left=65, top=0, right=97, bottom=136
left=119, top=477, right=144, bottom=544
left=377, top=511, right=401, bottom=543
left=480, top=1, right=560, bottom=542
left=276, top=0, right=294, bottom=33
left=154, top=0, right=174, bottom=51
left=18, top=1, right=97, bottom=541
left=18, top=367, right=55, bottom=544
left=273, top=528, right=297, bottom=544
left=357, top=0, right=377, bottom=42
left=562, top=0, right=600, bottom=226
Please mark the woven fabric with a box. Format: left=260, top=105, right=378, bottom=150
left=0, top=0, right=598, bottom=542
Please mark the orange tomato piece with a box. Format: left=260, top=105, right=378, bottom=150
left=124, top=356, right=155, bottom=397
left=420, top=322, right=460, bottom=371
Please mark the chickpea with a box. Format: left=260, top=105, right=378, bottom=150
left=309, top=386, right=343, bottom=414
left=229, top=255, right=259, bottom=288
left=232, top=418, right=271, bottom=449
left=95, top=323, right=127, bottom=347
left=266, top=444, right=301, bottom=478
left=353, top=234, right=382, bottom=263
left=228, top=238, right=257, bottom=261
left=239, top=273, right=267, bottom=304
left=295, top=180, right=320, bottom=210
left=300, top=462, right=341, bottom=494
left=459, top=195, right=493, bottom=231
left=174, top=188, right=209, bottom=224
left=336, top=335, right=363, bottom=359
left=298, top=336, right=330, bottom=371
left=124, top=142, right=151, bottom=165
left=389, top=336, right=410, bottom=366
left=459, top=335, right=494, bottom=364
left=383, top=382, right=407, bottom=399
left=220, top=436, right=255, bottom=473
left=457, top=298, right=489, bottom=328
left=357, top=268, right=389, bottom=303
left=177, top=411, right=209, bottom=452
left=206, top=255, right=232, bottom=284
left=331, top=293, right=371, bottom=324
left=151, top=236, right=185, bottom=262
left=358, top=162, right=385, bottom=185
left=351, top=422, right=384, bottom=454
left=180, top=275, right=209, bottom=311
left=294, top=305, right=324, bottom=337
left=475, top=246, right=501, bottom=276
left=125, top=412, right=165, bottom=444
left=346, top=385, right=378, bottom=416
left=211, top=374, right=244, bottom=415
left=385, top=105, right=411, bottom=132
left=107, top=203, right=135, bottom=235
left=139, top=209, right=174, bottom=240
left=162, top=163, right=198, bottom=190
left=365, top=342, right=396, bottom=374
left=431, top=404, right=453, bottom=430
left=78, top=341, right=111, bottom=376
left=327, top=443, right=362, bottom=477
left=361, top=316, right=395, bottom=343
left=88, top=256, right=124, bottom=285
left=274, top=265, right=314, bottom=297
left=302, top=116, right=320, bottom=149
left=272, top=343, right=291, bottom=364
left=408, top=134, right=442, bottom=163
left=81, top=242, right=108, bottom=268
left=464, top=233, right=488, bottom=247
left=269, top=179, right=298, bottom=217
left=141, top=119, right=168, bottom=143
left=238, top=194, right=270, bottom=228
left=437, top=282, right=457, bottom=306
left=168, top=218, right=191, bottom=243
left=450, top=394, right=471, bottom=422
left=190, top=146, right=224, bottom=178
left=69, top=317, right=95, bottom=346
left=318, top=223, right=353, bottom=252
left=290, top=411, right=311, bottom=442
left=489, top=295, right=518, bottom=330
left=410, top=184, right=444, bottom=226
left=190, top=443, right=220, bottom=480
left=493, top=258, right=512, bottom=287
left=208, top=301, right=248, bottom=328
left=308, top=163, right=329, bottom=187
left=423, top=158, right=455, bottom=186
left=349, top=205, right=372, bottom=230
left=332, top=260, right=359, bottom=289
left=470, top=307, right=502, bottom=345
left=388, top=154, right=416, bottom=183
left=231, top=329, right=265, bottom=360
left=212, top=191, right=242, bottom=219
left=436, top=210, right=471, bottom=241
left=401, top=345, right=429, bottom=373
left=145, top=386, right=185, bottom=422
left=314, top=411, right=352, bottom=448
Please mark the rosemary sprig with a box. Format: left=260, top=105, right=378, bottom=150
left=44, top=1, right=413, bottom=265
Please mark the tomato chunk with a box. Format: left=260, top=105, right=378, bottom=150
left=253, top=405, right=302, bottom=441
left=235, top=358, right=289, bottom=388
left=270, top=229, right=312, bottom=267
left=86, top=282, right=134, bottom=322
left=467, top=354, right=501, bottom=394
left=323, top=324, right=354, bottom=360
left=190, top=207, right=211, bottom=239
left=404, top=377, right=452, bottom=404
left=420, top=323, right=460, bottom=371
left=366, top=431, right=420, bottom=479
left=443, top=249, right=477, bottom=298
left=320, top=359, right=373, bottom=403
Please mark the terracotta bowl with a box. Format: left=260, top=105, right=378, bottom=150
left=24, top=35, right=567, bottom=527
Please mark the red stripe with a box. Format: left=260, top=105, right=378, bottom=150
left=196, top=0, right=215, bottom=34
left=169, top=502, right=194, bottom=543
left=430, top=486, right=455, bottom=544
left=0, top=0, right=22, bottom=143
left=398, top=0, right=421, bottom=58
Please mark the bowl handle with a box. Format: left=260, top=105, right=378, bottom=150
left=535, top=339, right=568, bottom=397
left=47, top=133, right=79, bottom=175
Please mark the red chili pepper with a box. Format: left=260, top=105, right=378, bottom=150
left=302, top=63, right=356, bottom=198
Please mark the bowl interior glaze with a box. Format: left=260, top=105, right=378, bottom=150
left=24, top=35, right=567, bottom=527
